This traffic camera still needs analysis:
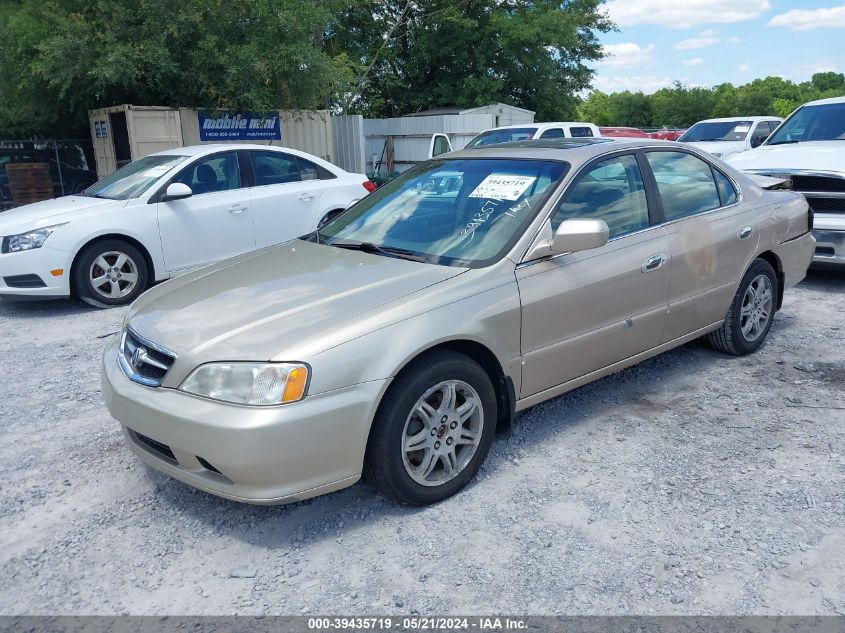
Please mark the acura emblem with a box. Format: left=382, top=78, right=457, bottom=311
left=131, top=347, right=146, bottom=368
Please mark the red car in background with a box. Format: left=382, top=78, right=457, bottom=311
left=599, top=127, right=649, bottom=138
left=648, top=128, right=686, bottom=141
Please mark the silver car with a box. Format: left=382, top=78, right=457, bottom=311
left=101, top=139, right=815, bottom=506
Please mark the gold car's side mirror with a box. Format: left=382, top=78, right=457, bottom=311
left=551, top=218, right=609, bottom=254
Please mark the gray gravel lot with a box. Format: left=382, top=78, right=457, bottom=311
left=0, top=271, right=843, bottom=616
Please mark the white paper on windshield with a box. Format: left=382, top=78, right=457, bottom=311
left=469, top=175, right=537, bottom=201
left=734, top=124, right=751, bottom=133
left=142, top=166, right=172, bottom=177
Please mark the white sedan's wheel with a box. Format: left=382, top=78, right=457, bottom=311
left=88, top=251, right=140, bottom=300
left=73, top=239, right=149, bottom=308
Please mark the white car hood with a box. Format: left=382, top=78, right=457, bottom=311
left=687, top=140, right=746, bottom=157
left=0, top=196, right=124, bottom=235
left=726, top=141, right=845, bottom=174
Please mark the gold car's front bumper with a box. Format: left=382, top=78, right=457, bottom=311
left=101, top=339, right=388, bottom=504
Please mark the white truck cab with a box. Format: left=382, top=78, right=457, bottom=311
left=465, top=122, right=601, bottom=147
left=679, top=116, right=783, bottom=159
left=727, top=97, right=845, bottom=267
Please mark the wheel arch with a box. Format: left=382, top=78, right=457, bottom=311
left=391, top=339, right=516, bottom=438
left=69, top=233, right=156, bottom=296
left=755, top=250, right=785, bottom=310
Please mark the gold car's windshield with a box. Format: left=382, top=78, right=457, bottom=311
left=316, top=158, right=568, bottom=266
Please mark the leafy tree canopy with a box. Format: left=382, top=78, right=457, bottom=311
left=0, top=0, right=612, bottom=137
left=0, top=0, right=355, bottom=137
left=577, top=72, right=845, bottom=129
left=326, top=0, right=613, bottom=120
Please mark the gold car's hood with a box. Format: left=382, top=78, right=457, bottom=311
left=127, top=239, right=465, bottom=363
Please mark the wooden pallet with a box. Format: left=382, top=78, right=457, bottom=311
left=6, top=163, right=54, bottom=207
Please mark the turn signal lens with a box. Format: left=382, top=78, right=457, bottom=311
left=50, top=268, right=64, bottom=277
left=362, top=180, right=376, bottom=193
left=282, top=366, right=309, bottom=403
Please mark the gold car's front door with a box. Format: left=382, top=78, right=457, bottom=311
left=517, top=228, right=670, bottom=398
left=516, top=152, right=671, bottom=399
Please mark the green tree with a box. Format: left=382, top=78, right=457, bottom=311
left=0, top=0, right=355, bottom=137
left=607, top=91, right=652, bottom=127
left=576, top=90, right=613, bottom=126
left=327, top=0, right=613, bottom=119
left=650, top=82, right=717, bottom=127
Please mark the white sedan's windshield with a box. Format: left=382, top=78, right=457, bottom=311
left=767, top=103, right=845, bottom=144
left=317, top=158, right=568, bottom=266
left=83, top=154, right=188, bottom=200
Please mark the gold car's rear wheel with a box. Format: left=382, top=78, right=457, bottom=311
left=364, top=350, right=497, bottom=505
left=708, top=258, right=778, bottom=356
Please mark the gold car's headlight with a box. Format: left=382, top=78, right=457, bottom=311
left=180, top=362, right=309, bottom=406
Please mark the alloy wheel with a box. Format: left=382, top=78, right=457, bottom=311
left=740, top=274, right=773, bottom=342
left=89, top=251, right=139, bottom=300
left=401, top=379, right=484, bottom=487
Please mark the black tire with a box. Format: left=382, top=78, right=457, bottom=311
left=708, top=258, right=778, bottom=355
left=317, top=209, right=344, bottom=230
left=72, top=239, right=149, bottom=308
left=364, top=350, right=497, bottom=505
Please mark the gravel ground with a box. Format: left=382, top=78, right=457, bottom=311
left=0, top=271, right=843, bottom=616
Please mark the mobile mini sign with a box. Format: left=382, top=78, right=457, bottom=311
left=198, top=112, right=282, bottom=141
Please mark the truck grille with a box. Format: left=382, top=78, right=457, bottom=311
left=118, top=328, right=177, bottom=387
left=757, top=172, right=845, bottom=215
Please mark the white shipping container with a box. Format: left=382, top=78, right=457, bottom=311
left=89, top=105, right=182, bottom=178
left=90, top=106, right=335, bottom=177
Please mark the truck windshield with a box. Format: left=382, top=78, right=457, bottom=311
left=316, top=158, right=568, bottom=267
left=767, top=103, right=845, bottom=145
left=83, top=154, right=188, bottom=200
left=466, top=128, right=539, bottom=147
left=679, top=121, right=753, bottom=142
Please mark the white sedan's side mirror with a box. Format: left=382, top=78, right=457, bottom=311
left=551, top=218, right=609, bottom=254
left=161, top=183, right=193, bottom=202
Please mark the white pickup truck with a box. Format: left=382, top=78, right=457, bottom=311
left=727, top=96, right=845, bottom=268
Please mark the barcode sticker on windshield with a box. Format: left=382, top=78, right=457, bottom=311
left=469, top=175, right=537, bottom=201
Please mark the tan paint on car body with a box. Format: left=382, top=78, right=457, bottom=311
left=103, top=139, right=815, bottom=504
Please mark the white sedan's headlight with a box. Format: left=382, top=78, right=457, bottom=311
left=180, top=362, right=309, bottom=406
left=1, top=224, right=66, bottom=253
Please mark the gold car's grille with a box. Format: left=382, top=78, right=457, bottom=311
left=118, top=328, right=176, bottom=387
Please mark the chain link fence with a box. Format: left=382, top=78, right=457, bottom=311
left=0, top=139, right=97, bottom=211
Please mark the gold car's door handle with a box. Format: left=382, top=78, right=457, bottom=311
left=641, top=253, right=667, bottom=273
left=738, top=225, right=753, bottom=240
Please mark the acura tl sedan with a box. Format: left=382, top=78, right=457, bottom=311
left=102, top=139, right=815, bottom=506
left=0, top=144, right=373, bottom=306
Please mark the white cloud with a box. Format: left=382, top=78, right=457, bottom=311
left=604, top=0, right=771, bottom=29
left=767, top=6, right=845, bottom=30
left=739, top=64, right=749, bottom=71
left=726, top=36, right=742, bottom=44
left=674, top=29, right=720, bottom=49
left=597, top=42, right=656, bottom=69
left=682, top=57, right=704, bottom=66
left=779, top=61, right=840, bottom=81
left=593, top=74, right=673, bottom=94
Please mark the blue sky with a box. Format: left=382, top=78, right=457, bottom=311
left=592, top=0, right=845, bottom=93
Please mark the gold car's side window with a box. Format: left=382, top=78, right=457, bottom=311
left=551, top=154, right=649, bottom=238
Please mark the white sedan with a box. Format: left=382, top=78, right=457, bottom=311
left=0, top=145, right=374, bottom=306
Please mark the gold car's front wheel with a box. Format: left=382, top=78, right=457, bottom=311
left=364, top=350, right=497, bottom=505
